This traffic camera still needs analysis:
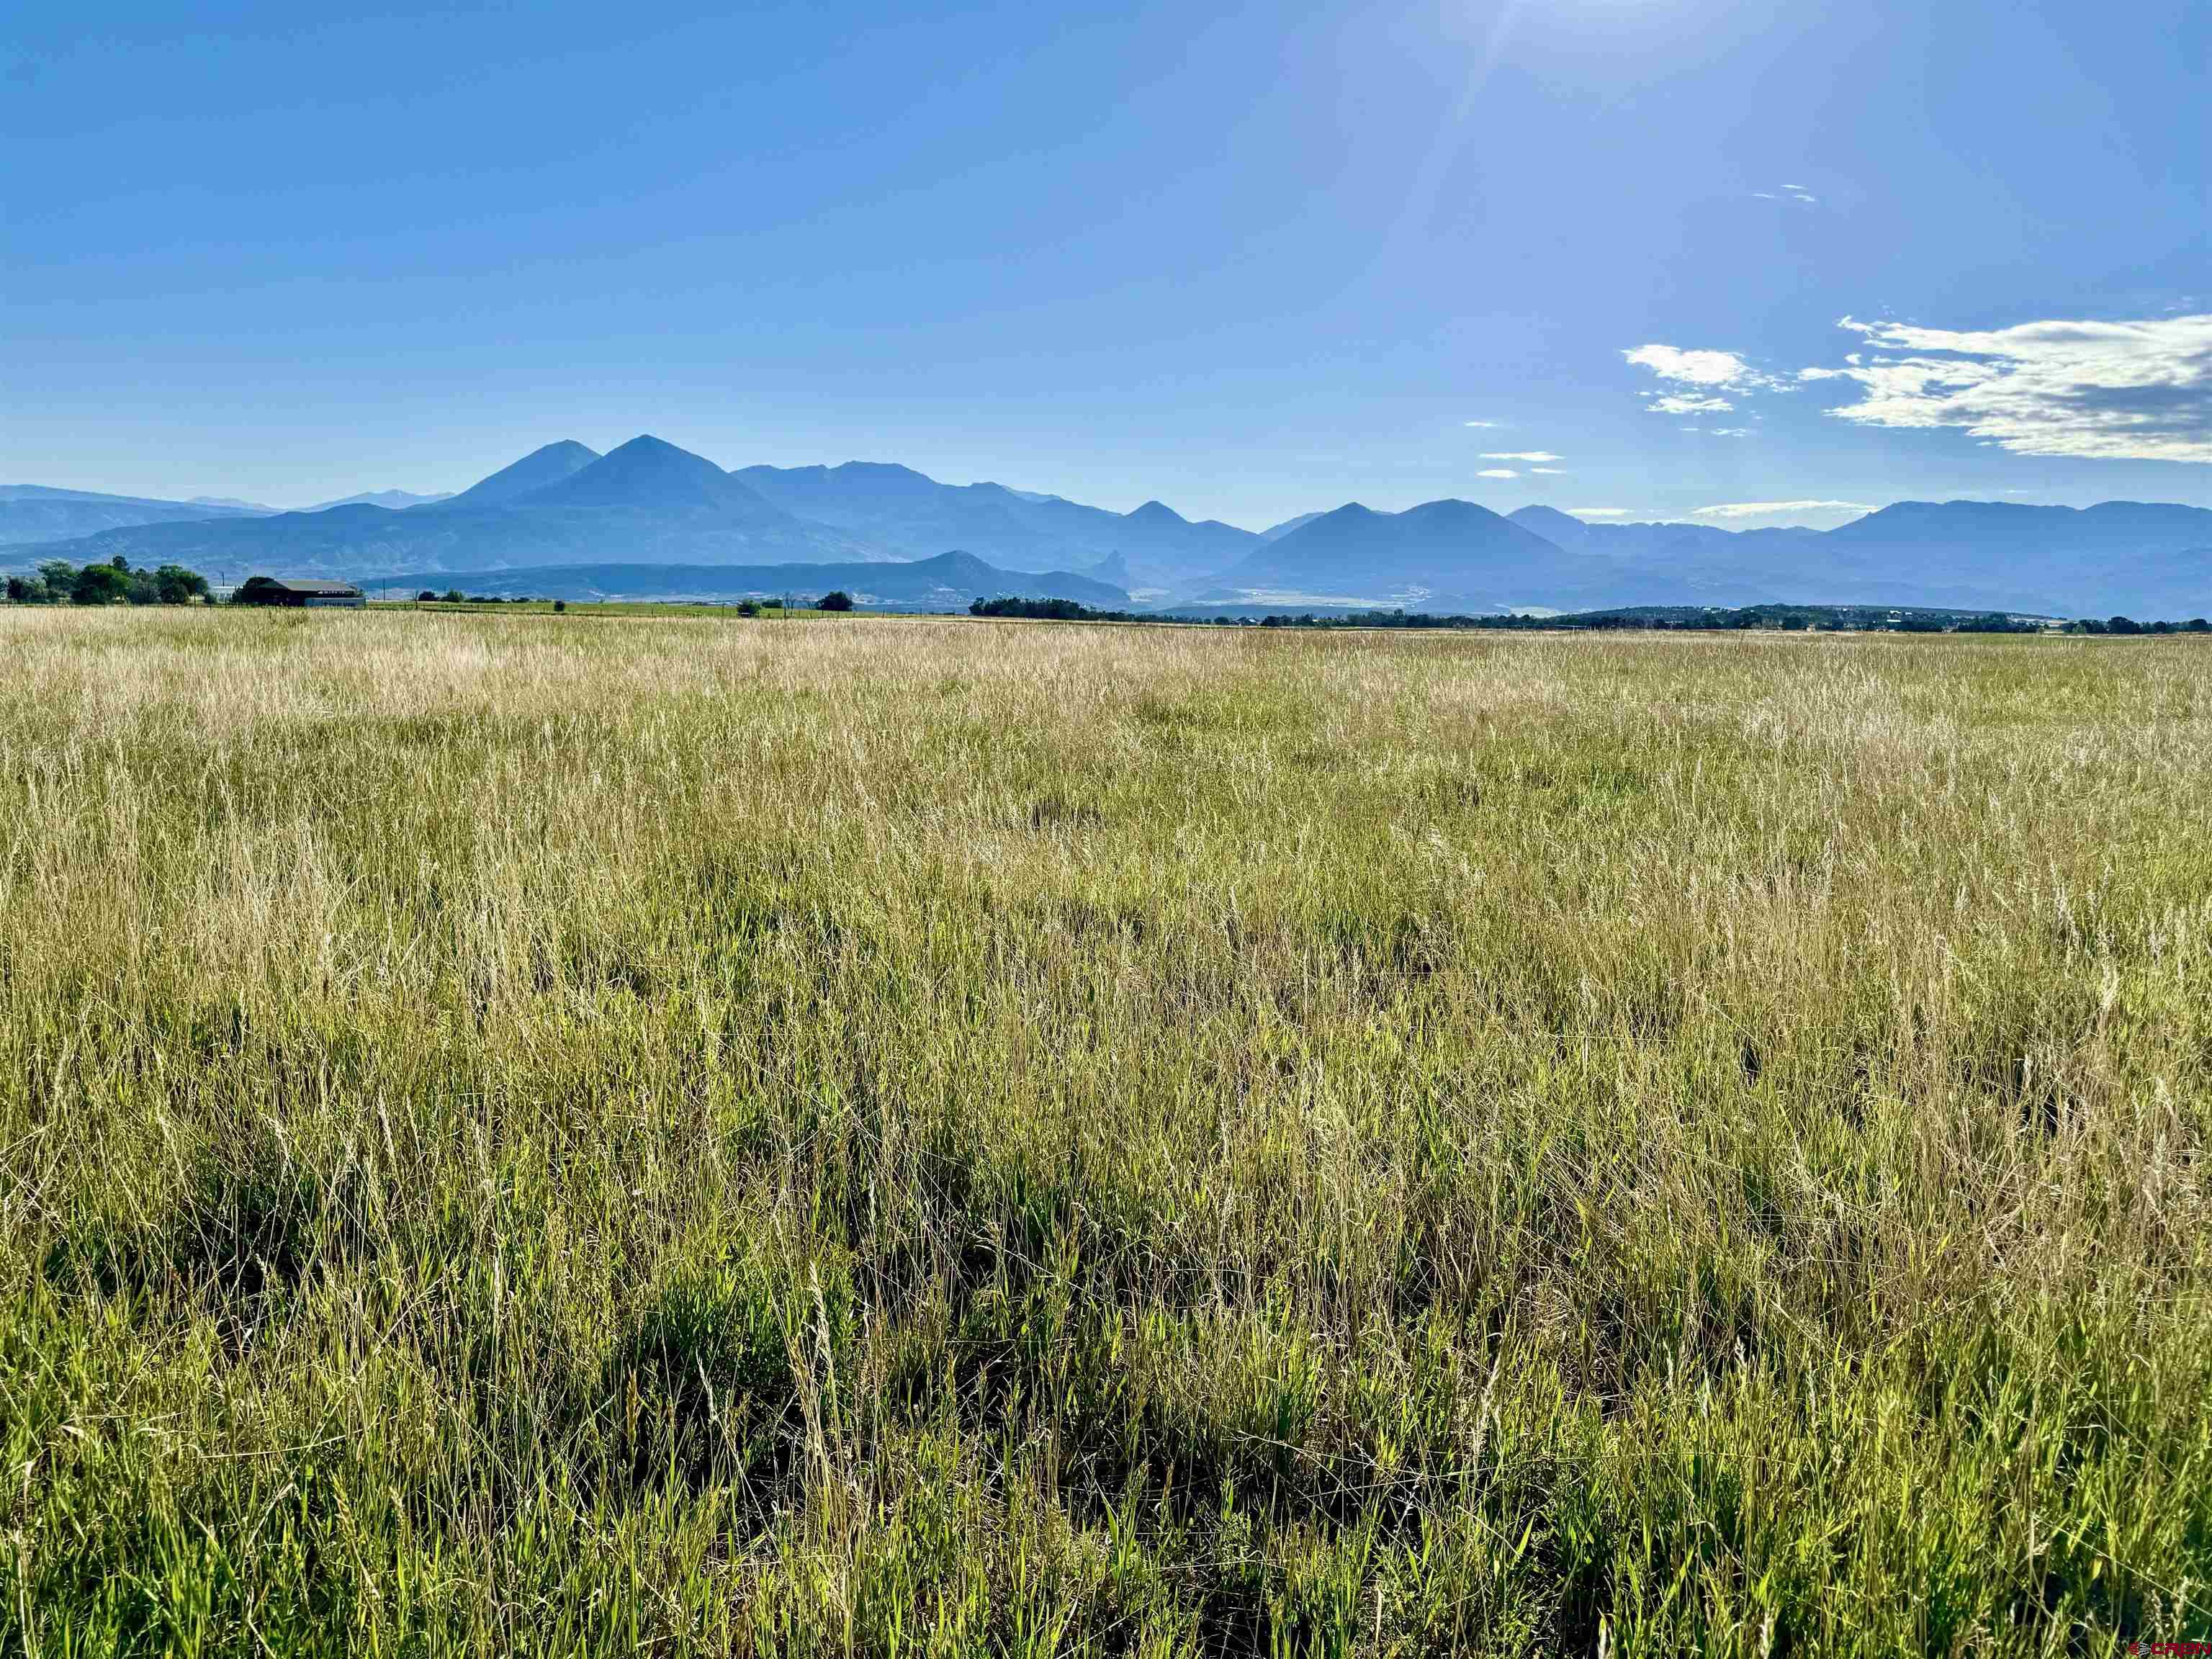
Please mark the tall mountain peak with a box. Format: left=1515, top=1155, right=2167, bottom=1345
left=443, top=441, right=601, bottom=509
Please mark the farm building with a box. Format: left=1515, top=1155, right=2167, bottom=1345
left=235, top=577, right=367, bottom=608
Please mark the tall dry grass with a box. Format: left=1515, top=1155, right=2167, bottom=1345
left=1, top=606, right=2207, bottom=1654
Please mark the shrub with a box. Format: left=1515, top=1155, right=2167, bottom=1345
left=818, top=590, right=855, bottom=612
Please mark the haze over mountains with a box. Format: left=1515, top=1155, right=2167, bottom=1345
left=8, top=435, right=2208, bottom=618
left=0, top=485, right=269, bottom=547
left=0, top=484, right=449, bottom=545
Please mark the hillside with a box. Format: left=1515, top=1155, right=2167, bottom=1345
left=436, top=440, right=601, bottom=508
left=12, top=438, right=872, bottom=579
left=375, top=549, right=1130, bottom=609
left=0, top=485, right=266, bottom=547
left=1194, top=499, right=1610, bottom=611
left=1813, top=500, right=2212, bottom=616
left=1188, top=496, right=2211, bottom=617
left=306, top=489, right=454, bottom=511
left=734, top=462, right=1256, bottom=585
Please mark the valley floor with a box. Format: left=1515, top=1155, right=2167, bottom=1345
left=3, top=609, right=2207, bottom=1655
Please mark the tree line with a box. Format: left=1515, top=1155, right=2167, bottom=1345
left=4, top=555, right=211, bottom=606
left=969, top=595, right=2212, bottom=634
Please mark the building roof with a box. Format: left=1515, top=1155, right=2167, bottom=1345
left=266, top=578, right=364, bottom=596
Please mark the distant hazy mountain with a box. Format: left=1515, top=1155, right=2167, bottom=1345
left=0, top=485, right=266, bottom=547
left=1811, top=501, right=2212, bottom=616
left=307, top=489, right=453, bottom=512
left=734, top=461, right=1256, bottom=585
left=13, top=437, right=868, bottom=579
left=1502, top=505, right=1610, bottom=552
left=436, top=440, right=601, bottom=509
left=1503, top=506, right=1826, bottom=606
left=1087, top=549, right=1134, bottom=587
left=9, top=439, right=2206, bottom=615
left=370, top=550, right=1128, bottom=610
left=1259, top=511, right=1323, bottom=542
left=1501, top=501, right=2211, bottom=615
left=1196, top=500, right=1604, bottom=611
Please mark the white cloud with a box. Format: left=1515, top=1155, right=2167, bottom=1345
left=1568, top=507, right=1635, bottom=518
left=1530, top=467, right=1567, bottom=475
left=1462, top=419, right=1501, bottom=428
left=1480, top=450, right=1563, bottom=462
left=1625, top=344, right=1789, bottom=419
left=1477, top=468, right=1518, bottom=479
left=1709, top=427, right=1755, bottom=437
left=1624, top=345, right=1766, bottom=388
left=1801, top=313, right=2212, bottom=462
left=1691, top=499, right=1876, bottom=520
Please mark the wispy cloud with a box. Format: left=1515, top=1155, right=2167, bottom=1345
left=1480, top=450, right=1562, bottom=462
left=1799, top=313, right=2212, bottom=462
left=1625, top=345, right=1789, bottom=418
left=1462, top=419, right=1501, bottom=428
left=1568, top=508, right=1636, bottom=518
left=1753, top=183, right=1817, bottom=205
left=1529, top=467, right=1567, bottom=475
left=1476, top=468, right=1518, bottom=479
left=1691, top=499, right=1876, bottom=521
left=1709, top=427, right=1755, bottom=437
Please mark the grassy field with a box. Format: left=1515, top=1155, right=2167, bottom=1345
left=2, top=608, right=2207, bottom=1655
left=375, top=600, right=843, bottom=619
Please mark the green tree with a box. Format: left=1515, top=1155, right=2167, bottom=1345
left=153, top=565, right=210, bottom=605
left=818, top=590, right=855, bottom=612
left=69, top=562, right=132, bottom=605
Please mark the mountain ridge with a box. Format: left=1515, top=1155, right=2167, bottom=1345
left=4, top=439, right=2207, bottom=616
left=0, top=485, right=269, bottom=547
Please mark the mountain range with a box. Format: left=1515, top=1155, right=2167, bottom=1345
left=7, top=435, right=2209, bottom=618
left=0, top=483, right=451, bottom=546
left=0, top=485, right=271, bottom=547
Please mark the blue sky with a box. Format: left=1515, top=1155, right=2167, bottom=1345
left=5, top=0, right=2206, bottom=529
